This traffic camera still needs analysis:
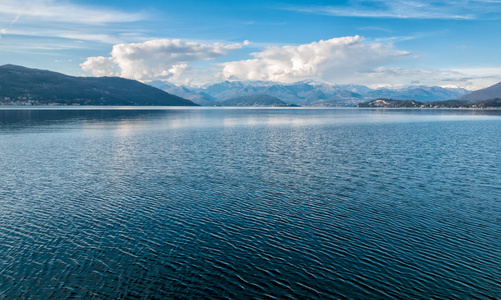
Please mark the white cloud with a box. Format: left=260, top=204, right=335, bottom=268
left=81, top=39, right=244, bottom=82
left=80, top=57, right=117, bottom=77
left=221, top=35, right=410, bottom=83
left=80, top=36, right=501, bottom=89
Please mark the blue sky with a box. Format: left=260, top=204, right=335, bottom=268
left=1, top=0, right=500, bottom=89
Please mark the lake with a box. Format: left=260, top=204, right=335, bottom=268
left=0, top=107, right=500, bottom=299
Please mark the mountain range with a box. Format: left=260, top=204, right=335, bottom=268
left=148, top=80, right=471, bottom=106
left=0, top=65, right=197, bottom=106
left=2, top=64, right=498, bottom=108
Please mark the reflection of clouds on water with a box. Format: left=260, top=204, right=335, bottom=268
left=1, top=107, right=500, bottom=134
left=109, top=120, right=140, bottom=176
left=212, top=108, right=501, bottom=129
left=0, top=108, right=177, bottom=133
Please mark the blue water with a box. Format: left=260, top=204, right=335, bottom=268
left=0, top=107, right=500, bottom=299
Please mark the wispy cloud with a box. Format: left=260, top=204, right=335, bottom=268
left=369, top=29, right=450, bottom=43
left=4, top=28, right=124, bottom=44
left=10, top=15, right=20, bottom=26
left=448, top=67, right=501, bottom=88
left=0, top=0, right=145, bottom=25
left=358, top=26, right=394, bottom=33
left=286, top=0, right=501, bottom=20
left=331, top=66, right=501, bottom=90
left=0, top=0, right=147, bottom=46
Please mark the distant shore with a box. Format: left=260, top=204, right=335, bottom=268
left=357, top=98, right=501, bottom=109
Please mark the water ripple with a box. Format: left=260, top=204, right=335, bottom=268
left=0, top=108, right=500, bottom=299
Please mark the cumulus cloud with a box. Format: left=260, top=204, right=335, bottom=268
left=80, top=57, right=117, bottom=77
left=221, top=35, right=410, bottom=83
left=81, top=39, right=244, bottom=82
left=80, top=35, right=500, bottom=89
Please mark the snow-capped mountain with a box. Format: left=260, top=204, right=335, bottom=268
left=147, top=80, right=471, bottom=106
left=365, top=86, right=471, bottom=102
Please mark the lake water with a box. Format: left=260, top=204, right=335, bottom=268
left=0, top=107, right=500, bottom=299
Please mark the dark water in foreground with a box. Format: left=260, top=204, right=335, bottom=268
left=0, top=107, right=500, bottom=299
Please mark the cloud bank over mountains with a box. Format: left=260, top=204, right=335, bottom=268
left=81, top=35, right=494, bottom=88
left=221, top=36, right=409, bottom=83
left=82, top=36, right=420, bottom=87
left=81, top=39, right=244, bottom=83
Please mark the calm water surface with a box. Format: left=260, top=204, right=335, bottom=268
left=0, top=107, right=500, bottom=299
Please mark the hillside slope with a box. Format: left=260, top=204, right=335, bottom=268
left=0, top=65, right=197, bottom=106
left=458, top=82, right=501, bottom=101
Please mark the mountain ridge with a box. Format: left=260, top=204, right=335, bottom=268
left=0, top=65, right=197, bottom=106
left=458, top=82, right=501, bottom=101
left=148, top=80, right=471, bottom=106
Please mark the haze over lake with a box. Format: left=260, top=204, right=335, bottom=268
left=1, top=107, right=500, bottom=298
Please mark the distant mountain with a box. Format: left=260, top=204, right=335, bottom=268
left=458, top=82, right=501, bottom=101
left=358, top=98, right=500, bottom=108
left=0, top=65, right=197, bottom=106
left=307, top=90, right=364, bottom=107
left=366, top=86, right=469, bottom=102
left=149, top=80, right=470, bottom=106
left=214, top=94, right=298, bottom=107
left=358, top=99, right=425, bottom=108
left=198, top=80, right=371, bottom=106
left=148, top=80, right=215, bottom=105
